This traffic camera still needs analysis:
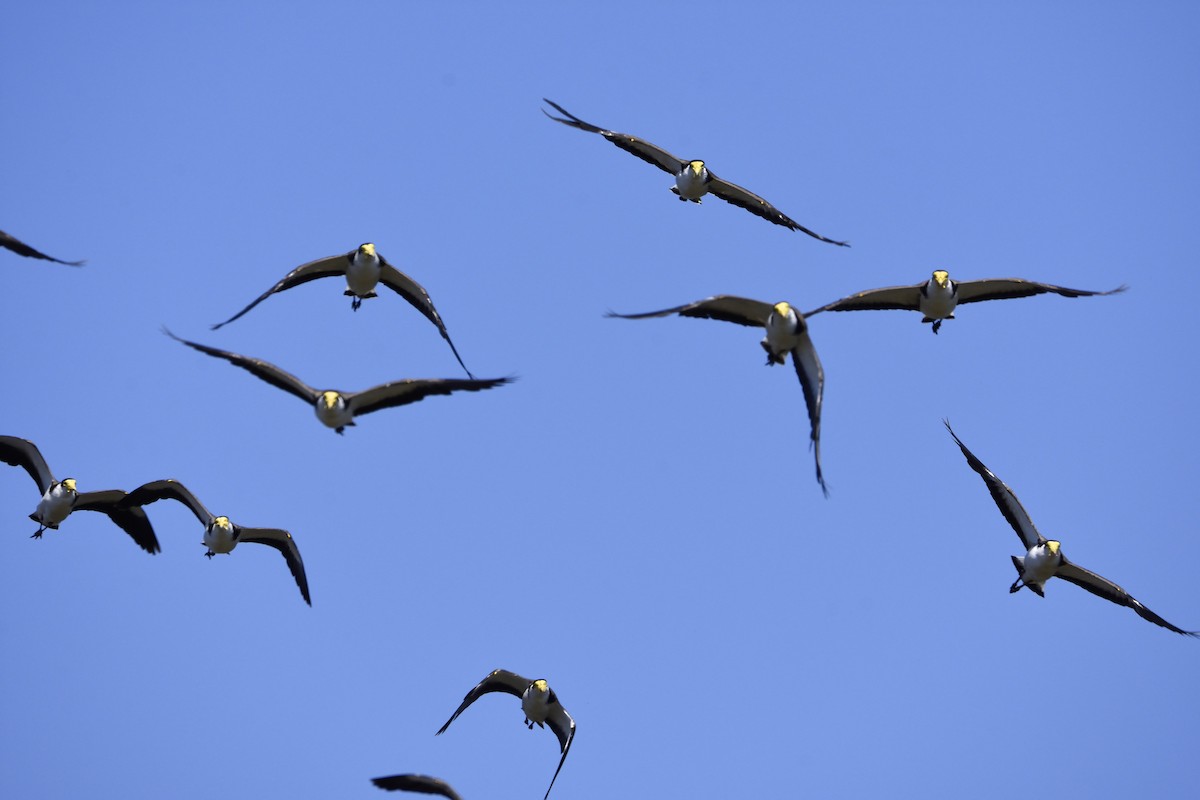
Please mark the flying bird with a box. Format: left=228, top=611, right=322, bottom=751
left=805, top=270, right=1127, bottom=333
left=944, top=421, right=1196, bottom=636
left=119, top=478, right=310, bottom=605
left=211, top=242, right=473, bottom=378
left=0, top=436, right=159, bottom=553
left=371, top=774, right=463, bottom=800
left=436, top=669, right=574, bottom=800
left=607, top=296, right=827, bottom=495
left=542, top=99, right=848, bottom=245
left=1, top=229, right=84, bottom=266
left=163, top=328, right=512, bottom=434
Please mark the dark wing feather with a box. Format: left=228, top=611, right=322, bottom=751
left=791, top=329, right=827, bottom=497
left=436, top=668, right=532, bottom=736
left=1055, top=559, right=1198, bottom=637
left=943, top=421, right=1044, bottom=550
left=120, top=479, right=214, bottom=527
left=0, top=435, right=55, bottom=493
left=378, top=261, right=473, bottom=378
left=164, top=328, right=318, bottom=405
left=606, top=295, right=773, bottom=327
left=237, top=526, right=311, bottom=606
left=803, top=284, right=924, bottom=316
left=0, top=229, right=85, bottom=265
left=210, top=253, right=350, bottom=329
left=542, top=704, right=576, bottom=800
left=954, top=279, right=1128, bottom=306
left=542, top=99, right=686, bottom=174
left=705, top=172, right=849, bottom=244
left=371, top=774, right=463, bottom=800
left=73, top=489, right=161, bottom=554
left=349, top=377, right=513, bottom=418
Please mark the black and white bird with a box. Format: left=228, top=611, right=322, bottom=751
left=211, top=242, right=473, bottom=377
left=0, top=436, right=159, bottom=553
left=944, top=421, right=1196, bottom=636
left=164, top=328, right=512, bottom=434
left=436, top=669, right=574, bottom=800
left=805, top=270, right=1127, bottom=333
left=371, top=774, right=463, bottom=800
left=120, top=478, right=310, bottom=605
left=608, top=296, right=827, bottom=495
left=542, top=99, right=848, bottom=245
left=1, top=229, right=84, bottom=266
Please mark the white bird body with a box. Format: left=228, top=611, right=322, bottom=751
left=34, top=479, right=77, bottom=529
left=203, top=515, right=237, bottom=555
left=522, top=680, right=555, bottom=725
left=673, top=161, right=708, bottom=201
left=763, top=302, right=803, bottom=361
left=918, top=271, right=957, bottom=321
left=315, top=391, right=354, bottom=431
left=345, top=245, right=382, bottom=297
left=1016, top=541, right=1061, bottom=593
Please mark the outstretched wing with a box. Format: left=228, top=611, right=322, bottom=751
left=542, top=701, right=576, bottom=800
left=121, top=479, right=214, bottom=527
left=378, top=260, right=473, bottom=378
left=803, top=284, right=924, bottom=316
left=606, top=295, right=774, bottom=328
left=955, top=279, right=1128, bottom=306
left=370, top=774, right=463, bottom=800
left=237, top=526, right=311, bottom=606
left=0, top=229, right=85, bottom=266
left=791, top=328, right=827, bottom=497
left=74, top=489, right=161, bottom=554
left=943, top=421, right=1044, bottom=551
left=542, top=98, right=687, bottom=174
left=436, top=668, right=532, bottom=736
left=0, top=435, right=55, bottom=493
left=705, top=172, right=848, bottom=244
left=210, top=253, right=350, bottom=330
left=349, top=377, right=513, bottom=418
left=1055, top=558, right=1198, bottom=637
left=164, top=327, right=318, bottom=405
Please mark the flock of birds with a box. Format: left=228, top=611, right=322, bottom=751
left=3, top=97, right=1195, bottom=800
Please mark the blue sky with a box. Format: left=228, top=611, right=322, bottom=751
left=3, top=2, right=1198, bottom=798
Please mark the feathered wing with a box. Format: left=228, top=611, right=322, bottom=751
left=378, top=261, right=473, bottom=378
left=606, top=295, right=773, bottom=327
left=803, top=284, right=924, bottom=316
left=349, top=377, right=513, bottom=418
left=164, top=328, right=319, bottom=405
left=370, top=774, right=463, bottom=799
left=237, top=526, right=311, bottom=606
left=954, top=278, right=1128, bottom=306
left=74, top=489, right=161, bottom=554
left=121, top=479, right=215, bottom=527
left=791, top=330, right=827, bottom=496
left=705, top=173, right=848, bottom=244
left=436, top=669, right=532, bottom=735
left=542, top=702, right=576, bottom=800
left=210, top=253, right=350, bottom=329
left=542, top=98, right=687, bottom=174
left=1055, top=559, right=1198, bottom=637
left=943, top=421, right=1044, bottom=550
left=0, top=229, right=85, bottom=265
left=0, top=435, right=55, bottom=493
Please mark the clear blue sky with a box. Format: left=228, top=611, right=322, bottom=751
left=3, top=2, right=1198, bottom=798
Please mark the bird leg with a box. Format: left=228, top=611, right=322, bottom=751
left=205, top=549, right=216, bottom=559
left=30, top=525, right=47, bottom=539
left=760, top=341, right=786, bottom=366
left=351, top=297, right=363, bottom=311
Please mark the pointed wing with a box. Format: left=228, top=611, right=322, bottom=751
left=542, top=98, right=686, bottom=174
left=164, top=328, right=318, bottom=405
left=436, top=668, right=532, bottom=736
left=0, top=435, right=55, bottom=493
left=705, top=172, right=849, bottom=244
left=371, top=774, right=463, bottom=800
left=542, top=702, right=576, bottom=800
left=210, top=253, right=350, bottom=329
left=378, top=261, right=473, bottom=378
left=943, top=421, right=1044, bottom=550
left=237, top=526, right=311, bottom=606
left=954, top=279, right=1128, bottom=306
left=121, top=479, right=214, bottom=527
left=803, top=284, right=924, bottom=316
left=349, top=377, right=513, bottom=418
left=74, top=489, right=161, bottom=554
left=0, top=229, right=85, bottom=266
left=1055, top=558, right=1198, bottom=637
left=791, top=330, right=827, bottom=497
left=606, top=295, right=773, bottom=327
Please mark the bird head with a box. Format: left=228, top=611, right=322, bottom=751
left=1045, top=540, right=1061, bottom=555
left=932, top=270, right=950, bottom=289
left=773, top=301, right=793, bottom=318
left=358, top=243, right=377, bottom=259
left=531, top=679, right=549, bottom=695
left=213, top=516, right=233, bottom=532
left=320, top=391, right=343, bottom=410
left=62, top=478, right=78, bottom=493
left=687, top=160, right=705, bottom=176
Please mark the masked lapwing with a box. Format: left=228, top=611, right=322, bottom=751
left=1, top=229, right=84, bottom=266
left=163, top=328, right=512, bottom=434
left=210, top=242, right=473, bottom=377
left=607, top=296, right=827, bottom=495
left=436, top=669, right=574, bottom=800
left=944, top=421, right=1197, bottom=636
left=120, top=478, right=310, bottom=605
left=371, top=774, right=463, bottom=799
left=0, top=436, right=159, bottom=553
left=542, top=99, right=848, bottom=245
left=805, top=270, right=1127, bottom=334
